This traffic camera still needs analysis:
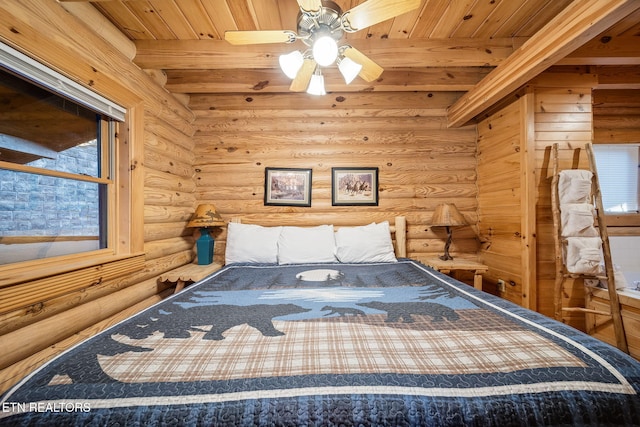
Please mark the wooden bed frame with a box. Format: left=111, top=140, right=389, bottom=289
left=230, top=216, right=407, bottom=258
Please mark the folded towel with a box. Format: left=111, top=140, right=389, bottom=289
left=565, top=237, right=603, bottom=275
left=558, top=170, right=592, bottom=204
left=560, top=203, right=598, bottom=237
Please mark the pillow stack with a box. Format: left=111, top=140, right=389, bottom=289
left=225, top=221, right=397, bottom=265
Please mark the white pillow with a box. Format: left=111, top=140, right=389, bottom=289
left=225, top=222, right=282, bottom=264
left=334, top=221, right=397, bottom=263
left=278, top=225, right=337, bottom=264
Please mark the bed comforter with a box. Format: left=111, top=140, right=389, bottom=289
left=2, top=260, right=639, bottom=426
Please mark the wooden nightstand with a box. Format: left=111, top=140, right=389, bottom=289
left=159, top=262, right=223, bottom=294
left=424, top=257, right=488, bottom=290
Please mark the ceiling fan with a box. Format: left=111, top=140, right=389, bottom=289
left=224, top=0, right=422, bottom=95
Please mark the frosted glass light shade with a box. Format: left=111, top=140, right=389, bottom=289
left=312, top=36, right=338, bottom=66
left=338, top=57, right=362, bottom=84
left=279, top=50, right=304, bottom=79
left=306, top=73, right=326, bottom=95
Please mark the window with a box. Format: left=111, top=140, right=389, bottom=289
left=0, top=43, right=126, bottom=266
left=592, top=144, right=640, bottom=213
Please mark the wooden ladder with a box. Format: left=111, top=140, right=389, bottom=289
left=551, top=143, right=628, bottom=353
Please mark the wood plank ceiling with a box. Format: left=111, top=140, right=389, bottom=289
left=66, top=0, right=640, bottom=124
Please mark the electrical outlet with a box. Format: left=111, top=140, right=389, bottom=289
left=497, top=279, right=506, bottom=293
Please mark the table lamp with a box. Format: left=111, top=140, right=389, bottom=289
left=431, top=203, right=467, bottom=261
left=187, top=204, right=226, bottom=265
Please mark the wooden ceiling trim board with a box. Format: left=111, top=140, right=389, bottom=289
left=188, top=91, right=464, bottom=111
left=173, top=0, right=220, bottom=40
left=447, top=0, right=640, bottom=128
left=165, top=67, right=490, bottom=94
left=250, top=0, right=284, bottom=31
left=594, top=66, right=640, bottom=90
left=387, top=2, right=424, bottom=39
left=92, top=1, right=154, bottom=40
left=226, top=0, right=258, bottom=31
left=409, top=0, right=449, bottom=38
left=452, top=0, right=502, bottom=39
left=124, top=1, right=178, bottom=39
left=513, top=0, right=573, bottom=37
left=148, top=0, right=199, bottom=39
left=559, top=36, right=640, bottom=66
left=472, top=0, right=527, bottom=38
left=133, top=38, right=515, bottom=69
left=429, top=0, right=476, bottom=38
left=201, top=1, right=237, bottom=38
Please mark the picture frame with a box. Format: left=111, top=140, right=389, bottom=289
left=331, top=167, right=379, bottom=206
left=264, top=167, right=312, bottom=207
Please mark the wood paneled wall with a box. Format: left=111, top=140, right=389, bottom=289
left=532, top=73, right=596, bottom=324
left=0, top=1, right=196, bottom=393
left=188, top=92, right=480, bottom=264
left=476, top=71, right=597, bottom=323
left=477, top=95, right=536, bottom=309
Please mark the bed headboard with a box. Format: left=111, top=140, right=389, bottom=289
left=229, top=216, right=407, bottom=258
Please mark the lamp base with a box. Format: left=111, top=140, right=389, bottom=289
left=439, top=226, right=454, bottom=261
left=195, top=227, right=214, bottom=265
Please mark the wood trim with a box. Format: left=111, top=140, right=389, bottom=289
left=447, top=0, right=640, bottom=127
left=520, top=92, right=537, bottom=310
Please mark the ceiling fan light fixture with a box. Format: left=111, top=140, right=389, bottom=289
left=312, top=35, right=339, bottom=66
left=338, top=56, right=362, bottom=84
left=306, top=69, right=326, bottom=96
left=279, top=50, right=304, bottom=79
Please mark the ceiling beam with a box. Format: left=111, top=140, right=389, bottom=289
left=447, top=0, right=640, bottom=128
left=559, top=36, right=640, bottom=66
left=133, top=38, right=518, bottom=70
left=164, top=67, right=492, bottom=94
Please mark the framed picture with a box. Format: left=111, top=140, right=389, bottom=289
left=331, top=167, right=379, bottom=206
left=264, top=167, right=312, bottom=207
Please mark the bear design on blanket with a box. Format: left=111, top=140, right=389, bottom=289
left=357, top=301, right=459, bottom=323
left=126, top=303, right=311, bottom=341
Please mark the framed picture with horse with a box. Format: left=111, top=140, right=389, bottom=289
left=331, top=167, right=379, bottom=206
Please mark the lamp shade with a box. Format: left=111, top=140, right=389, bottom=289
left=306, top=72, right=326, bottom=95
left=187, top=204, right=225, bottom=228
left=338, top=56, right=362, bottom=84
left=279, top=50, right=304, bottom=79
left=431, top=203, right=467, bottom=227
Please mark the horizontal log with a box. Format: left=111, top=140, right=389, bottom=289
left=0, top=275, right=175, bottom=371
left=143, top=186, right=195, bottom=208
left=144, top=236, right=195, bottom=261
left=144, top=222, right=192, bottom=242
left=166, top=67, right=492, bottom=93
left=0, top=288, right=173, bottom=394
left=144, top=205, right=194, bottom=224
left=143, top=148, right=194, bottom=179
left=134, top=38, right=516, bottom=69
left=189, top=92, right=465, bottom=111
left=145, top=169, right=197, bottom=193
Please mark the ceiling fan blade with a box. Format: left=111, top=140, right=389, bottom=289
left=342, top=0, right=422, bottom=32
left=342, top=47, right=383, bottom=82
left=224, top=30, right=296, bottom=45
left=289, top=59, right=316, bottom=92
left=297, top=0, right=323, bottom=14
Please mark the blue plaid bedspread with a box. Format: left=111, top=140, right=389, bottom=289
left=2, top=260, right=639, bottom=426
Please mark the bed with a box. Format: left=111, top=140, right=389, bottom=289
left=1, top=218, right=639, bottom=426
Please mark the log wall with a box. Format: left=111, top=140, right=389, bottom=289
left=0, top=1, right=197, bottom=393
left=188, top=92, right=480, bottom=265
